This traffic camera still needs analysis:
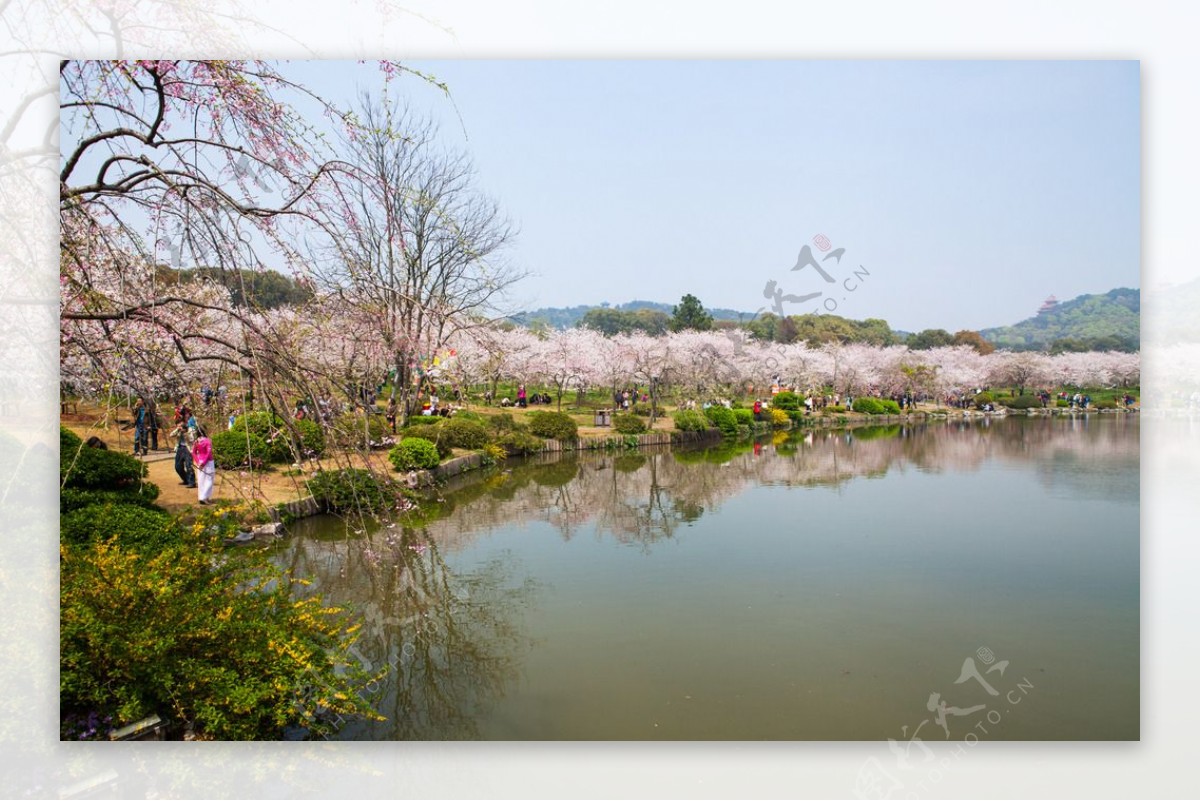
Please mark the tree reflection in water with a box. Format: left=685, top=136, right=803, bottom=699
left=277, top=414, right=1137, bottom=738
left=278, top=522, right=537, bottom=740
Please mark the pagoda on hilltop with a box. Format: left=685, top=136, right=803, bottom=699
left=1037, top=295, right=1059, bottom=315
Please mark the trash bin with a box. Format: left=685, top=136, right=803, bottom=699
left=594, top=409, right=612, bottom=427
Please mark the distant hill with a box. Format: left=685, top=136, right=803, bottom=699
left=510, top=289, right=1140, bottom=351
left=510, top=299, right=754, bottom=328
left=980, top=288, right=1140, bottom=351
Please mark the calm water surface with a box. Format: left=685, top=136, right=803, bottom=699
left=276, top=415, right=1139, bottom=740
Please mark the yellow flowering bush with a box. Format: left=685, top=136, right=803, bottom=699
left=60, top=528, right=381, bottom=740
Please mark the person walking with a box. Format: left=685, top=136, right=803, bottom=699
left=146, top=399, right=160, bottom=451
left=171, top=422, right=196, bottom=488
left=386, top=398, right=398, bottom=433
left=193, top=434, right=215, bottom=504
left=517, top=384, right=527, bottom=408
left=132, top=397, right=148, bottom=456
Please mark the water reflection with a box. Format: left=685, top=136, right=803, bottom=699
left=278, top=524, right=536, bottom=739
left=419, top=415, right=1139, bottom=549
left=277, top=415, right=1138, bottom=740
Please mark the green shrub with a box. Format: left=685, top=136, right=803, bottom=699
left=824, top=404, right=846, bottom=414
left=60, top=534, right=377, bottom=740
left=878, top=399, right=902, bottom=414
left=972, top=392, right=995, bottom=409
left=631, top=405, right=652, bottom=417
left=211, top=429, right=271, bottom=469
left=261, top=418, right=327, bottom=464
left=672, top=409, right=710, bottom=432
left=1056, top=399, right=1069, bottom=408
left=851, top=398, right=885, bottom=415
left=1002, top=394, right=1042, bottom=410
left=440, top=418, right=491, bottom=450
left=487, top=413, right=516, bottom=433
left=528, top=411, right=578, bottom=441
left=495, top=431, right=544, bottom=456
left=61, top=486, right=160, bottom=514
left=60, top=427, right=147, bottom=490
left=732, top=408, right=754, bottom=425
left=405, top=414, right=442, bottom=426
left=772, top=391, right=800, bottom=411
left=1095, top=399, right=1119, bottom=410
left=227, top=411, right=299, bottom=463
left=769, top=408, right=790, bottom=427
left=230, top=410, right=281, bottom=439
left=307, top=468, right=398, bottom=514
left=291, top=418, right=326, bottom=458
left=613, top=414, right=647, bottom=435
left=389, top=438, right=442, bottom=471
left=327, top=412, right=383, bottom=449
left=399, top=423, right=452, bottom=458
left=703, top=405, right=739, bottom=436
left=60, top=502, right=180, bottom=552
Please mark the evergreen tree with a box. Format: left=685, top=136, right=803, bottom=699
left=670, top=294, right=714, bottom=332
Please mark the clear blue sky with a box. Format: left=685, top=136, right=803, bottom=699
left=290, top=60, right=1139, bottom=333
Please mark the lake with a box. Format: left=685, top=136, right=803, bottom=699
left=275, top=414, right=1139, bottom=740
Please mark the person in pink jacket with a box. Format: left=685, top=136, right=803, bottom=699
left=192, top=435, right=216, bottom=504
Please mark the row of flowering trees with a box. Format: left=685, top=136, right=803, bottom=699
left=58, top=60, right=1140, bottom=422
left=436, top=327, right=1141, bottom=407
left=60, top=60, right=522, bottom=426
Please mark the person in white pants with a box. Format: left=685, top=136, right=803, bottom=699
left=192, top=434, right=216, bottom=504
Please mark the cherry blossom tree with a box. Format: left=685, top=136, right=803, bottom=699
left=59, top=60, right=369, bottom=414
left=315, top=95, right=521, bottom=425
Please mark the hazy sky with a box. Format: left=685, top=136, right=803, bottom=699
left=291, top=60, right=1139, bottom=332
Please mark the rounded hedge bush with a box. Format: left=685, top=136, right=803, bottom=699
left=330, top=412, right=391, bottom=449
left=1056, top=399, right=1070, bottom=408
left=487, top=413, right=516, bottom=432
left=60, top=502, right=180, bottom=552
left=703, top=405, right=739, bottom=436
left=1095, top=399, right=1119, bottom=410
left=440, top=418, right=490, bottom=450
left=772, top=391, right=800, bottom=411
left=733, top=408, right=754, bottom=425
left=612, top=414, right=646, bottom=435
left=878, top=399, right=902, bottom=415
left=307, top=468, right=398, bottom=514
left=972, top=392, right=995, bottom=409
left=528, top=411, right=578, bottom=440
left=495, top=431, right=544, bottom=456
left=291, top=418, right=326, bottom=458
left=211, top=429, right=271, bottom=469
left=851, top=397, right=885, bottom=415
left=389, top=437, right=441, bottom=471
left=769, top=408, right=790, bottom=427
left=1002, top=394, right=1042, bottom=410
left=61, top=486, right=160, bottom=514
left=399, top=423, right=452, bottom=458
left=672, top=410, right=710, bottom=432
left=60, top=426, right=147, bottom=490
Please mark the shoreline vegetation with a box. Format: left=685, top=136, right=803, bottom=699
left=61, top=393, right=1139, bottom=520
